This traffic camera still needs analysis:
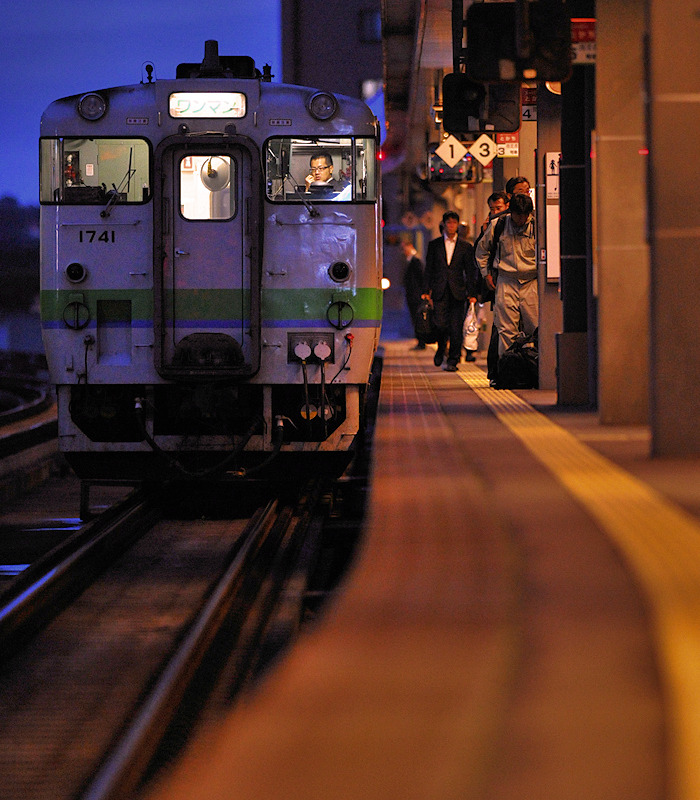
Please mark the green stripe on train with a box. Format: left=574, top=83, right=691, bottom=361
left=262, top=288, right=382, bottom=320
left=40, top=287, right=383, bottom=322
left=41, top=289, right=154, bottom=322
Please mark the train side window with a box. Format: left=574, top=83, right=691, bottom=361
left=40, top=138, right=151, bottom=204
left=353, top=138, right=377, bottom=201
left=179, top=155, right=236, bottom=221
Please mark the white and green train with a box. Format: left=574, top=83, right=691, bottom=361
left=40, top=41, right=382, bottom=480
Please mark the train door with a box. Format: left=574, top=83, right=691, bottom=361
left=154, top=137, right=261, bottom=378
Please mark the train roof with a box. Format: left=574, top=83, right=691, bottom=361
left=41, top=40, right=377, bottom=135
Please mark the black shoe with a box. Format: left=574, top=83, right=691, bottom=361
left=465, top=351, right=476, bottom=362
left=410, top=343, right=426, bottom=350
left=443, top=362, right=458, bottom=372
left=434, top=351, right=444, bottom=367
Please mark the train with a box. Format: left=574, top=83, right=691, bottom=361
left=39, top=41, right=382, bottom=481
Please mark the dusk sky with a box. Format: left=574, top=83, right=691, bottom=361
left=0, top=1, right=282, bottom=206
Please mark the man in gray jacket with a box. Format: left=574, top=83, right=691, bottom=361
left=474, top=192, right=536, bottom=357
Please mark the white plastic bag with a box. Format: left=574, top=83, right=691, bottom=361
left=462, top=300, right=480, bottom=351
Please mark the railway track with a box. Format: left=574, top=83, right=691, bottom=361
left=0, top=369, right=56, bottom=461
left=0, top=353, right=379, bottom=799
left=0, top=477, right=353, bottom=800
left=0, top=486, right=158, bottom=653
left=0, top=366, right=60, bottom=511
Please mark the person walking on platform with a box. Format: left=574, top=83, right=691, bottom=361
left=475, top=191, right=509, bottom=245
left=475, top=192, right=537, bottom=359
left=505, top=175, right=531, bottom=200
left=475, top=180, right=532, bottom=382
left=400, top=239, right=426, bottom=350
left=423, top=211, right=478, bottom=371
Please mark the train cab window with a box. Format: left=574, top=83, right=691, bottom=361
left=179, top=155, right=236, bottom=221
left=265, top=137, right=377, bottom=203
left=40, top=138, right=151, bottom=204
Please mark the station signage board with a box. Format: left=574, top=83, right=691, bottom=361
left=571, top=18, right=596, bottom=64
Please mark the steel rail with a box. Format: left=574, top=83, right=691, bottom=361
left=0, top=487, right=158, bottom=654
left=0, top=375, right=52, bottom=425
left=0, top=408, right=58, bottom=459
left=79, top=495, right=282, bottom=800
left=80, top=479, right=327, bottom=800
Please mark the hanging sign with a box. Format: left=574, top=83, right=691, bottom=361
left=468, top=134, right=498, bottom=166
left=434, top=135, right=468, bottom=168
left=496, top=133, right=519, bottom=158
left=571, top=18, right=596, bottom=64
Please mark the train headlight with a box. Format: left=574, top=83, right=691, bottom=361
left=66, top=262, right=88, bottom=283
left=307, top=91, right=338, bottom=121
left=328, top=261, right=351, bottom=283
left=77, top=93, right=107, bottom=121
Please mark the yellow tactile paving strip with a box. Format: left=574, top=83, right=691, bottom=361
left=458, top=363, right=700, bottom=800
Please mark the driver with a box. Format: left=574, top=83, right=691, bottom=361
left=304, top=151, right=338, bottom=192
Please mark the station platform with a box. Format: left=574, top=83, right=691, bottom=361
left=144, top=339, right=700, bottom=800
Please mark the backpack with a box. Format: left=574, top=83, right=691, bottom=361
left=476, top=214, right=508, bottom=303
left=495, top=329, right=539, bottom=390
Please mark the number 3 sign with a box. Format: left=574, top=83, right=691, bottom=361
left=468, top=134, right=498, bottom=166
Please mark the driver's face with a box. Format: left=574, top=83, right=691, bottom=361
left=310, top=158, right=333, bottom=177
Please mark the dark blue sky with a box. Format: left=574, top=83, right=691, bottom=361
left=0, top=1, right=281, bottom=206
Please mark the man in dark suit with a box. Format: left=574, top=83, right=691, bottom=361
left=423, top=211, right=478, bottom=371
left=400, top=239, right=426, bottom=349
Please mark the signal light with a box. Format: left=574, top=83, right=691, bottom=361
left=442, top=74, right=521, bottom=134
left=442, top=74, right=485, bottom=133
left=466, top=1, right=572, bottom=83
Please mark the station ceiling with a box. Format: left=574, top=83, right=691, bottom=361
left=381, top=0, right=459, bottom=169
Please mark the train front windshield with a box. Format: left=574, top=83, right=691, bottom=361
left=265, top=138, right=377, bottom=203
left=40, top=138, right=151, bottom=204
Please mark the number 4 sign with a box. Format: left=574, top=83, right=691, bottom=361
left=468, top=134, right=498, bottom=166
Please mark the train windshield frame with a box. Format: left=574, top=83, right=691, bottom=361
left=39, top=137, right=151, bottom=205
left=265, top=137, right=377, bottom=204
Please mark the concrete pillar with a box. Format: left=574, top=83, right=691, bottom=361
left=595, top=0, right=649, bottom=424
left=647, top=0, right=700, bottom=455
left=536, top=88, right=563, bottom=391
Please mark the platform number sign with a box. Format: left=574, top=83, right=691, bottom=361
left=435, top=136, right=468, bottom=168
left=522, top=87, right=537, bottom=122
left=468, top=134, right=498, bottom=166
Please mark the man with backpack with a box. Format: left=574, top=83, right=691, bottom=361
left=475, top=191, right=537, bottom=373
left=473, top=180, right=531, bottom=382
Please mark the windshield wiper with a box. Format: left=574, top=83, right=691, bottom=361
left=284, top=171, right=320, bottom=218
left=101, top=148, right=135, bottom=218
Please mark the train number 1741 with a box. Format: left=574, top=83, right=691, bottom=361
left=79, top=230, right=116, bottom=243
